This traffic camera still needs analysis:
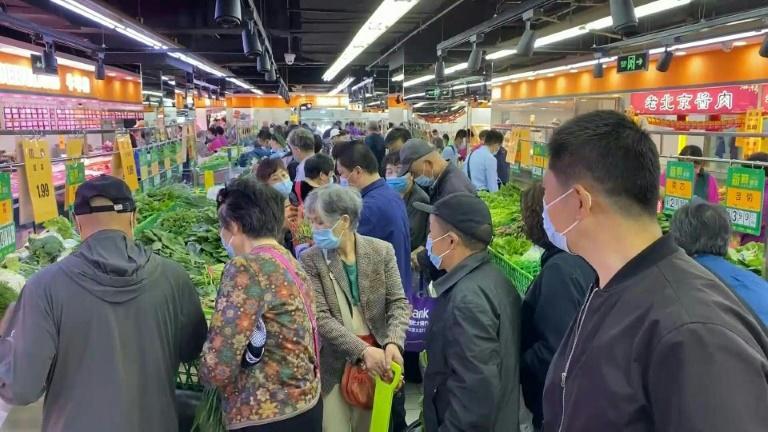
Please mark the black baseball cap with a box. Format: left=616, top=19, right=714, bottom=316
left=413, top=192, right=493, bottom=245
left=397, top=138, right=434, bottom=176
left=73, top=175, right=136, bottom=216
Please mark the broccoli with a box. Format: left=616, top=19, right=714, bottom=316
left=28, top=233, right=65, bottom=265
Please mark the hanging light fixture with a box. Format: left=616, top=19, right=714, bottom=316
left=242, top=20, right=263, bottom=58
left=214, top=0, right=242, bottom=28
left=95, top=53, right=105, bottom=80
left=610, top=0, right=638, bottom=35
left=656, top=49, right=673, bottom=72
left=467, top=43, right=483, bottom=72
left=258, top=50, right=272, bottom=73
left=435, top=52, right=445, bottom=82
left=517, top=21, right=537, bottom=57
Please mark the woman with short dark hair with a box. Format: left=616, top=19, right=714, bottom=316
left=519, top=182, right=595, bottom=430
left=200, top=177, right=322, bottom=431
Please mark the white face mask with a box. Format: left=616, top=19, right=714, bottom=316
left=542, top=189, right=580, bottom=254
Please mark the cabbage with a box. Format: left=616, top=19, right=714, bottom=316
left=0, top=269, right=26, bottom=293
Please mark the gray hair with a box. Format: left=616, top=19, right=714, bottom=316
left=304, top=184, right=363, bottom=230
left=670, top=201, right=731, bottom=257
left=287, top=127, right=315, bottom=152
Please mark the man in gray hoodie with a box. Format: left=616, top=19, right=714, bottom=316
left=0, top=175, right=207, bottom=432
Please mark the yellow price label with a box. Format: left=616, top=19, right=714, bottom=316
left=726, top=187, right=762, bottom=212
left=66, top=183, right=79, bottom=207
left=204, top=170, right=214, bottom=190
left=164, top=155, right=171, bottom=172
left=0, top=199, right=12, bottom=225
left=116, top=135, right=139, bottom=191
left=22, top=138, right=57, bottom=223
left=65, top=137, right=84, bottom=158
left=666, top=179, right=693, bottom=199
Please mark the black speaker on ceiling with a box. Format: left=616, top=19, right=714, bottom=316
left=593, top=61, right=604, bottom=78
left=610, top=0, right=638, bottom=35
left=95, top=57, right=105, bottom=81
left=265, top=68, right=277, bottom=81
left=656, top=51, right=673, bottom=72
left=215, top=0, right=242, bottom=28
left=258, top=50, right=271, bottom=73
left=42, top=44, right=57, bottom=75
left=242, top=20, right=263, bottom=57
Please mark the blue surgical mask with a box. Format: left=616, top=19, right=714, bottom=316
left=273, top=179, right=293, bottom=197
left=339, top=177, right=349, bottom=187
left=221, top=232, right=235, bottom=258
left=415, top=167, right=435, bottom=189
left=312, top=220, right=342, bottom=250
left=386, top=176, right=409, bottom=193
left=542, top=189, right=579, bottom=254
left=426, top=233, right=452, bottom=269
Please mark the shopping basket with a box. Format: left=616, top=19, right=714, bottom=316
left=488, top=246, right=539, bottom=295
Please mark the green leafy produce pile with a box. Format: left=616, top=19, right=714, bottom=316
left=134, top=186, right=227, bottom=309
left=478, top=184, right=539, bottom=278
left=0, top=281, right=17, bottom=317
left=135, top=184, right=209, bottom=223
left=198, top=154, right=231, bottom=172
left=726, top=242, right=765, bottom=276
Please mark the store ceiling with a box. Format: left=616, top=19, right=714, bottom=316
left=1, top=0, right=768, bottom=98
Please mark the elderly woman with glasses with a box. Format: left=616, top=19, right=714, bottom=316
left=299, top=184, right=410, bottom=432
left=200, top=177, right=321, bottom=431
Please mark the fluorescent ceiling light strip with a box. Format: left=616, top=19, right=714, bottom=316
left=404, top=92, right=425, bottom=99
left=445, top=62, right=468, bottom=73
left=51, top=0, right=123, bottom=29
left=392, top=73, right=404, bottom=81
left=490, top=57, right=617, bottom=84
left=328, top=77, right=355, bottom=96
left=0, top=46, right=96, bottom=71
left=142, top=90, right=163, bottom=96
left=351, top=77, right=373, bottom=90
left=322, top=0, right=420, bottom=81
left=487, top=0, right=692, bottom=61
left=403, top=74, right=434, bottom=87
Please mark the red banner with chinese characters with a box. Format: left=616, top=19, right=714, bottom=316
left=630, top=85, right=760, bottom=115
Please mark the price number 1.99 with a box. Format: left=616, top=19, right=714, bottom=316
left=35, top=183, right=50, bottom=198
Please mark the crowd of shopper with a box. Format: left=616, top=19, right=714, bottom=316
left=1, top=111, right=767, bottom=432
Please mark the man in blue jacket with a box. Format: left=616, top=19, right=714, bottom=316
left=671, top=200, right=768, bottom=327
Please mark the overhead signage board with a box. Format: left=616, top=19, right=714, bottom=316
left=425, top=87, right=439, bottom=98
left=616, top=52, right=649, bottom=73
left=630, top=84, right=759, bottom=115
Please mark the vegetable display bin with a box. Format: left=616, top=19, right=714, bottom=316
left=176, top=360, right=204, bottom=392
left=488, top=246, right=539, bottom=295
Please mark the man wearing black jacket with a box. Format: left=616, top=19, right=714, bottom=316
left=540, top=111, right=768, bottom=432
left=519, top=182, right=594, bottom=431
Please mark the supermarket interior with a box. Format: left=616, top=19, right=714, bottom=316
left=0, top=0, right=767, bottom=431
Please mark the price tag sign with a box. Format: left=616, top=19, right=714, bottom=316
left=0, top=171, right=14, bottom=259
left=150, top=148, right=160, bottom=177
left=65, top=137, right=84, bottom=158
left=532, top=142, right=548, bottom=179
left=204, top=170, right=214, bottom=190
left=21, top=138, right=58, bottom=223
left=725, top=166, right=765, bottom=235
left=175, top=141, right=185, bottom=165
left=65, top=162, right=85, bottom=209
left=0, top=172, right=13, bottom=226
left=116, top=135, right=139, bottom=191
left=663, top=161, right=694, bottom=214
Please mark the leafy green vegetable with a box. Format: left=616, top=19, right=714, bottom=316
left=27, top=233, right=65, bottom=266
left=43, top=216, right=79, bottom=240
left=726, top=242, right=765, bottom=276
left=0, top=280, right=17, bottom=317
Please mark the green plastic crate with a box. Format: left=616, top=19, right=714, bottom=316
left=489, top=246, right=539, bottom=295
left=176, top=360, right=204, bottom=392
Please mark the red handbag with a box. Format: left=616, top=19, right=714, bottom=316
left=340, top=334, right=378, bottom=409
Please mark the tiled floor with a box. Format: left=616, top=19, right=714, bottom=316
left=0, top=387, right=425, bottom=431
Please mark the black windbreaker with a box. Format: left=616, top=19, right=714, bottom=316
left=542, top=235, right=768, bottom=432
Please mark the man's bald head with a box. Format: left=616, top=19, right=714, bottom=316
left=75, top=197, right=136, bottom=240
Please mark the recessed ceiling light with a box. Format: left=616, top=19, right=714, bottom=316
left=733, top=41, right=747, bottom=46
left=107, top=72, right=116, bottom=77
left=547, top=73, right=555, bottom=77
left=528, top=76, right=535, bottom=80
left=674, top=51, right=687, bottom=55
left=569, top=69, right=578, bottom=73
